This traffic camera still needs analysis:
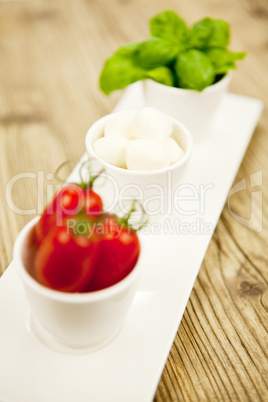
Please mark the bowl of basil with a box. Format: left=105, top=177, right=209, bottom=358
left=99, top=10, right=246, bottom=139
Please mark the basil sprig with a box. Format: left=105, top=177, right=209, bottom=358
left=99, top=10, right=246, bottom=94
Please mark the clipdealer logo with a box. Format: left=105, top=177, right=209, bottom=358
left=227, top=170, right=263, bottom=232
left=6, top=166, right=263, bottom=234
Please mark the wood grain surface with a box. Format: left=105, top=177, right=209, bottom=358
left=0, top=0, right=267, bottom=400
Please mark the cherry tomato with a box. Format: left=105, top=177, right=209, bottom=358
left=35, top=184, right=103, bottom=247
left=34, top=215, right=101, bottom=292
left=87, top=214, right=140, bottom=291
left=82, top=186, right=103, bottom=216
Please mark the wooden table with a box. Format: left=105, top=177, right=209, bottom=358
left=0, top=0, right=267, bottom=400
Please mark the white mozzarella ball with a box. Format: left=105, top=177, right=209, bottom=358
left=132, top=107, right=173, bottom=143
left=126, top=139, right=170, bottom=171
left=94, top=136, right=128, bottom=168
left=166, top=138, right=184, bottom=165
left=104, top=114, right=133, bottom=139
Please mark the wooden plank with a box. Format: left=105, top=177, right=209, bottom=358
left=0, top=0, right=267, bottom=400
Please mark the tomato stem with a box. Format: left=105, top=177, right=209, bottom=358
left=121, top=200, right=136, bottom=224
left=79, top=159, right=105, bottom=189
left=118, top=200, right=148, bottom=231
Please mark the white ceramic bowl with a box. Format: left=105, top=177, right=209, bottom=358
left=143, top=72, right=231, bottom=140
left=85, top=111, right=193, bottom=219
left=14, top=217, right=143, bottom=351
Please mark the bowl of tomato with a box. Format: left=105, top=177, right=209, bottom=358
left=14, top=183, right=143, bottom=351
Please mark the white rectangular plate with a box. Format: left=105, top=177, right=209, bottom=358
left=0, top=83, right=263, bottom=402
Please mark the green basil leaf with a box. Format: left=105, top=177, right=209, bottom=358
left=135, top=37, right=179, bottom=69
left=187, top=18, right=230, bottom=49
left=146, top=66, right=175, bottom=86
left=150, top=10, right=188, bottom=48
left=113, top=42, right=140, bottom=57
left=99, top=43, right=147, bottom=95
left=175, top=49, right=214, bottom=91
left=204, top=48, right=246, bottom=73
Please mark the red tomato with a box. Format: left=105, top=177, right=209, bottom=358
left=87, top=214, right=140, bottom=291
left=34, top=215, right=101, bottom=292
left=35, top=184, right=103, bottom=247
left=82, top=187, right=103, bottom=216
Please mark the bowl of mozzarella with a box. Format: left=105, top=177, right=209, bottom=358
left=85, top=107, right=193, bottom=218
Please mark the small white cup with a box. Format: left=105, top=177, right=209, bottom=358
left=14, top=217, right=143, bottom=351
left=85, top=111, right=193, bottom=220
left=143, top=72, right=231, bottom=140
